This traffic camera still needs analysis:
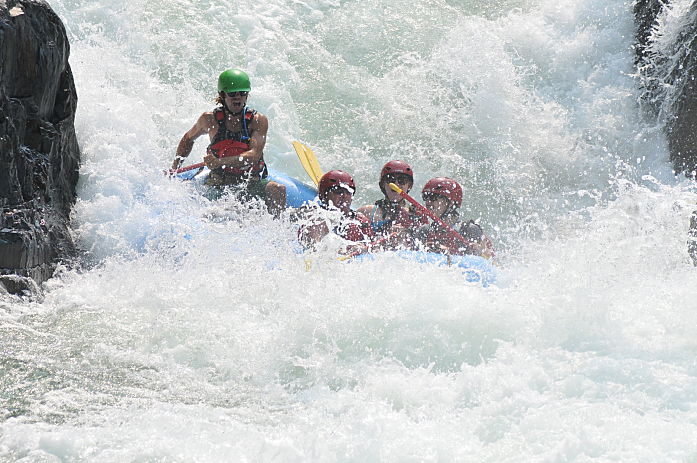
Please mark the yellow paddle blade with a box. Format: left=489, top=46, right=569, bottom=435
left=292, top=141, right=323, bottom=187
left=304, top=258, right=313, bottom=271
left=388, top=182, right=403, bottom=194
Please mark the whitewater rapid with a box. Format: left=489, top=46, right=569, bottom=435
left=2, top=0, right=697, bottom=461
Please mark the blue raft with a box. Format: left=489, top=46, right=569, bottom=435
left=352, top=250, right=497, bottom=286
left=176, top=166, right=318, bottom=208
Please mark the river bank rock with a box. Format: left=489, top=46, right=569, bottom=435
left=635, top=0, right=697, bottom=175
left=0, top=0, right=80, bottom=295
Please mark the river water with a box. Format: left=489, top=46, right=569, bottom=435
left=2, top=0, right=697, bottom=461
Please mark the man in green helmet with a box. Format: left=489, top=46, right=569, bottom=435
left=171, top=68, right=286, bottom=215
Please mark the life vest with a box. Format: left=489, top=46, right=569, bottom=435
left=207, top=107, right=267, bottom=178
left=421, top=219, right=494, bottom=258
left=369, top=199, right=411, bottom=233
left=334, top=211, right=374, bottom=242
left=366, top=200, right=429, bottom=250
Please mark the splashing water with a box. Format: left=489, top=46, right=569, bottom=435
left=2, top=0, right=697, bottom=461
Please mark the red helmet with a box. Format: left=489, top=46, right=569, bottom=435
left=380, top=160, right=413, bottom=180
left=380, top=160, right=413, bottom=194
left=318, top=170, right=356, bottom=202
left=422, top=177, right=462, bottom=207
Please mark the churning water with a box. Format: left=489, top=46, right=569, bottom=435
left=2, top=0, right=697, bottom=461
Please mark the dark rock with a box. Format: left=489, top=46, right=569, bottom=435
left=0, top=0, right=80, bottom=294
left=0, top=274, right=40, bottom=296
left=689, top=210, right=697, bottom=266
left=635, top=0, right=697, bottom=174
left=634, top=0, right=664, bottom=61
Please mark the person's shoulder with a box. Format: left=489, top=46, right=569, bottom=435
left=355, top=211, right=370, bottom=221
left=198, top=110, right=217, bottom=123
left=248, top=111, right=268, bottom=131
left=458, top=219, right=484, bottom=240
left=348, top=210, right=371, bottom=226
left=356, top=204, right=375, bottom=217
left=187, top=110, right=217, bottom=135
left=249, top=109, right=268, bottom=122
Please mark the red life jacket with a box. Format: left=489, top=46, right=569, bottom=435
left=337, top=213, right=374, bottom=242
left=207, top=107, right=267, bottom=178
left=422, top=220, right=494, bottom=258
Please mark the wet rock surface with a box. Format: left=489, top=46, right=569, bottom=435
left=635, top=0, right=697, bottom=175
left=0, top=0, right=80, bottom=294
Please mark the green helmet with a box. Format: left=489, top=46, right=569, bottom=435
left=217, top=69, right=251, bottom=93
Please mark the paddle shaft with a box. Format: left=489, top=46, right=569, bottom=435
left=387, top=183, right=475, bottom=249
left=173, top=162, right=205, bottom=174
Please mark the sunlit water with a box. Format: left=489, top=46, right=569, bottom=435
left=2, top=0, right=697, bottom=461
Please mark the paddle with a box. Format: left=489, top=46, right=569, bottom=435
left=172, top=162, right=205, bottom=174
left=292, top=141, right=323, bottom=187
left=387, top=182, right=476, bottom=250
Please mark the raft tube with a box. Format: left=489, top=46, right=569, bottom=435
left=177, top=166, right=318, bottom=208
left=352, top=250, right=496, bottom=286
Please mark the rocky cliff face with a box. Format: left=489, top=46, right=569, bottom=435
left=0, top=0, right=80, bottom=294
left=635, top=0, right=697, bottom=175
